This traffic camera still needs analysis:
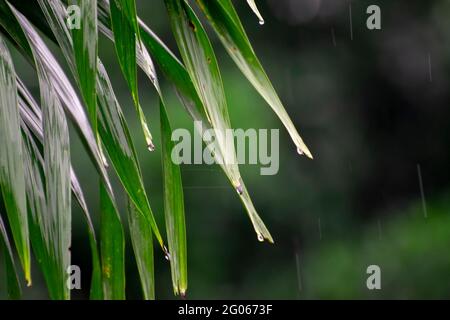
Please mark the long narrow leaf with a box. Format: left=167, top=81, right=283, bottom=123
left=97, top=60, right=166, bottom=250
left=71, top=0, right=98, bottom=132
left=20, top=90, right=102, bottom=299
left=0, top=34, right=31, bottom=283
left=22, top=125, right=63, bottom=299
left=164, top=0, right=273, bottom=242
left=160, top=101, right=187, bottom=296
left=38, top=0, right=166, bottom=256
left=8, top=6, right=72, bottom=298
left=42, top=69, right=71, bottom=301
left=100, top=183, right=125, bottom=300
left=196, top=0, right=312, bottom=158
left=126, top=197, right=154, bottom=300
left=8, top=3, right=113, bottom=196
left=109, top=0, right=153, bottom=149
left=98, top=3, right=187, bottom=292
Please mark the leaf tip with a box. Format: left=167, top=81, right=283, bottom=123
left=297, top=145, right=313, bottom=160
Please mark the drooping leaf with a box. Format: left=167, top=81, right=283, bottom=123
left=100, top=183, right=125, bottom=300
left=138, top=41, right=188, bottom=296
left=8, top=5, right=72, bottom=298
left=8, top=3, right=113, bottom=196
left=19, top=85, right=102, bottom=300
left=164, top=0, right=273, bottom=242
left=109, top=0, right=153, bottom=149
left=42, top=69, right=72, bottom=301
left=22, top=125, right=62, bottom=299
left=0, top=34, right=31, bottom=284
left=0, top=213, right=21, bottom=299
left=126, top=197, right=154, bottom=300
left=71, top=0, right=98, bottom=132
left=98, top=3, right=187, bottom=292
left=196, top=0, right=312, bottom=158
left=160, top=101, right=187, bottom=296
left=37, top=0, right=165, bottom=266
left=98, top=0, right=207, bottom=123
left=97, top=60, right=165, bottom=250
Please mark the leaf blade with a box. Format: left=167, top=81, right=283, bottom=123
left=196, top=0, right=312, bottom=158
left=126, top=197, right=154, bottom=300
left=109, top=0, right=153, bottom=148
left=164, top=0, right=273, bottom=242
left=72, top=0, right=98, bottom=131
left=100, top=183, right=125, bottom=300
left=160, top=101, right=188, bottom=296
left=0, top=34, right=31, bottom=284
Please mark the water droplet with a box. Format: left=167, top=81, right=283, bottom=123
left=258, top=19, right=265, bottom=25
left=236, top=184, right=243, bottom=195
left=164, top=246, right=171, bottom=261
left=180, top=291, right=187, bottom=299
left=147, top=142, right=155, bottom=152
left=257, top=234, right=264, bottom=242
left=297, top=147, right=304, bottom=156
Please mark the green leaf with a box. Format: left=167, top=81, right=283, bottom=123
left=0, top=213, right=21, bottom=299
left=42, top=68, right=72, bottom=301
left=9, top=3, right=114, bottom=196
left=22, top=125, right=64, bottom=299
left=164, top=0, right=273, bottom=242
left=109, top=0, right=153, bottom=149
left=97, top=61, right=165, bottom=250
left=99, top=4, right=187, bottom=293
left=9, top=5, right=72, bottom=298
left=126, top=197, right=154, bottom=300
left=196, top=0, right=312, bottom=158
left=160, top=101, right=188, bottom=296
left=100, top=183, right=125, bottom=300
left=19, top=84, right=102, bottom=300
left=0, top=34, right=31, bottom=284
left=134, top=33, right=188, bottom=295
left=36, top=0, right=165, bottom=262
left=71, top=0, right=98, bottom=131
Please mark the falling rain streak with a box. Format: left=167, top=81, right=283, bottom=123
left=428, top=53, right=433, bottom=83
left=295, top=252, right=302, bottom=293
left=349, top=2, right=353, bottom=40
left=417, top=164, right=428, bottom=219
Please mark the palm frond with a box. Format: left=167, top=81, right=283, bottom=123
left=0, top=0, right=310, bottom=300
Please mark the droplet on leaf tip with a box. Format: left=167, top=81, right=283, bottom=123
left=259, top=19, right=265, bottom=25
left=236, top=184, right=244, bottom=195
left=163, top=246, right=171, bottom=261
left=257, top=233, right=264, bottom=242
left=147, top=142, right=155, bottom=152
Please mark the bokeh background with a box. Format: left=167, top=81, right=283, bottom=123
left=3, top=0, right=450, bottom=299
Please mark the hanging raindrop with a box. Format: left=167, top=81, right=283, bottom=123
left=236, top=184, right=244, bottom=195
left=297, top=147, right=304, bottom=156
left=257, top=233, right=264, bottom=242
left=258, top=19, right=265, bottom=25
left=163, top=246, right=171, bottom=261
left=147, top=142, right=155, bottom=152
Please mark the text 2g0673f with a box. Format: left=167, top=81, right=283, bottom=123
left=222, top=304, right=272, bottom=315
